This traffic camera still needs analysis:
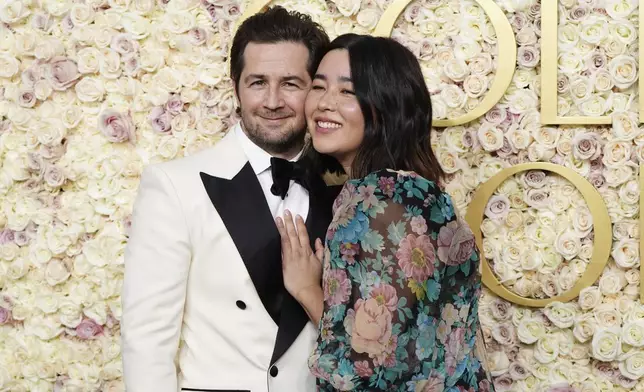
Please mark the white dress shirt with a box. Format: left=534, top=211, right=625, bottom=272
left=234, top=125, right=310, bottom=221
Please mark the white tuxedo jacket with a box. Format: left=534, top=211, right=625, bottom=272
left=121, top=129, right=339, bottom=392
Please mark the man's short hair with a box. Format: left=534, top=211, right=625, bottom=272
left=229, top=6, right=330, bottom=90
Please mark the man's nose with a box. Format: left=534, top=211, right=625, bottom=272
left=264, top=85, right=284, bottom=110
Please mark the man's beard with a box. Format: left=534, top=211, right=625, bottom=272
left=241, top=110, right=306, bottom=155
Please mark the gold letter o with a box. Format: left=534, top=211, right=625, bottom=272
left=373, top=0, right=517, bottom=127
left=464, top=162, right=612, bottom=307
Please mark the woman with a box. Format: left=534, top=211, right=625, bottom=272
left=275, top=34, right=492, bottom=391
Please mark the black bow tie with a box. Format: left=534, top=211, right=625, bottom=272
left=270, top=157, right=311, bottom=199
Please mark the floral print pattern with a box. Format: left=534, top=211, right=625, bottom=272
left=309, top=170, right=493, bottom=391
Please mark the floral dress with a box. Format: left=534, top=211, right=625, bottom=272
left=308, top=169, right=493, bottom=392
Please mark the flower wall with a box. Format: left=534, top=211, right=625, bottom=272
left=0, top=0, right=642, bottom=390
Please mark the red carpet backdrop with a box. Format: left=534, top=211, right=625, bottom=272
left=0, top=0, right=643, bottom=390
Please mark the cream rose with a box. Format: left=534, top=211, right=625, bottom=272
left=620, top=351, right=644, bottom=380
left=609, top=55, right=638, bottom=89
left=544, top=302, right=577, bottom=328
left=612, top=238, right=639, bottom=268
left=578, top=286, right=602, bottom=310
left=573, top=313, right=597, bottom=343
left=591, top=328, right=621, bottom=361
left=622, top=321, right=644, bottom=348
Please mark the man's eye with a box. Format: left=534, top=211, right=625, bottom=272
left=251, top=80, right=265, bottom=86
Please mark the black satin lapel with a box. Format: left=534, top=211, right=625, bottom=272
left=270, top=184, right=342, bottom=365
left=200, top=163, right=283, bottom=325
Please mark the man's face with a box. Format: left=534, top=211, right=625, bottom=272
left=235, top=42, right=312, bottom=157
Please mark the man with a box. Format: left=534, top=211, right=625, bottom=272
left=121, top=7, right=337, bottom=392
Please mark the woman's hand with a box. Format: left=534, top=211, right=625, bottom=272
left=276, top=210, right=325, bottom=302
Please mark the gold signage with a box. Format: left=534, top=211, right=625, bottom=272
left=236, top=2, right=640, bottom=306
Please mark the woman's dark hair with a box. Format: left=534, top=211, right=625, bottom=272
left=229, top=6, right=329, bottom=90
left=309, top=34, right=445, bottom=184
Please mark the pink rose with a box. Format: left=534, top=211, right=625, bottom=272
left=437, top=221, right=475, bottom=266
left=484, top=195, right=510, bottom=219
left=165, top=94, right=184, bottom=115
left=99, top=110, right=135, bottom=142
left=110, top=33, right=138, bottom=56
left=396, top=234, right=435, bottom=282
left=323, top=269, right=351, bottom=306
left=148, top=107, right=172, bottom=133
left=369, top=284, right=398, bottom=312
left=47, top=57, right=80, bottom=91
left=351, top=298, right=393, bottom=357
left=75, top=318, right=103, bottom=339
left=0, top=229, right=14, bottom=245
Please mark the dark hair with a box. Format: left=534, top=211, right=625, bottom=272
left=229, top=6, right=330, bottom=90
left=309, top=34, right=445, bottom=184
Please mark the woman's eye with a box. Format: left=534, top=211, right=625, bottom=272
left=342, top=89, right=355, bottom=95
left=311, top=85, right=324, bottom=90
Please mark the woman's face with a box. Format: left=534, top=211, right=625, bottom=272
left=305, top=49, right=364, bottom=168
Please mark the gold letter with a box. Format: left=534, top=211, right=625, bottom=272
left=541, top=0, right=611, bottom=125
left=373, top=0, right=517, bottom=127
left=465, top=162, right=612, bottom=307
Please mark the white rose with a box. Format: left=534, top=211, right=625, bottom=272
left=594, top=303, right=622, bottom=328
left=544, top=302, right=577, bottom=328
left=612, top=238, right=639, bottom=268
left=463, top=74, right=489, bottom=99
left=0, top=54, right=20, bottom=78
left=534, top=335, right=559, bottom=364
left=157, top=137, right=180, bottom=160
left=76, top=47, right=102, bottom=74
left=613, top=111, right=639, bottom=141
left=0, top=0, right=31, bottom=24
left=99, top=49, right=121, bottom=79
left=121, top=12, right=150, bottom=39
left=591, top=328, right=621, bottom=361
left=45, top=258, right=71, bottom=286
left=554, top=231, right=580, bottom=261
left=620, top=351, right=644, bottom=380
left=622, top=321, right=644, bottom=347
left=599, top=271, right=625, bottom=295
left=609, top=55, right=637, bottom=89
left=602, top=140, right=630, bottom=168
left=488, top=350, right=510, bottom=377
left=477, top=123, right=504, bottom=151
left=578, top=286, right=602, bottom=310
left=70, top=3, right=95, bottom=26
left=440, top=84, right=466, bottom=109
left=443, top=58, right=469, bottom=82
left=517, top=318, right=546, bottom=344
left=74, top=77, right=105, bottom=102
left=355, top=7, right=379, bottom=30
left=573, top=313, right=597, bottom=343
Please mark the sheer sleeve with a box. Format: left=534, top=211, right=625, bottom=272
left=309, top=170, right=488, bottom=392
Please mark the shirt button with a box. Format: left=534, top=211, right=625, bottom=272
left=236, top=300, right=246, bottom=310
left=270, top=366, right=278, bottom=377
